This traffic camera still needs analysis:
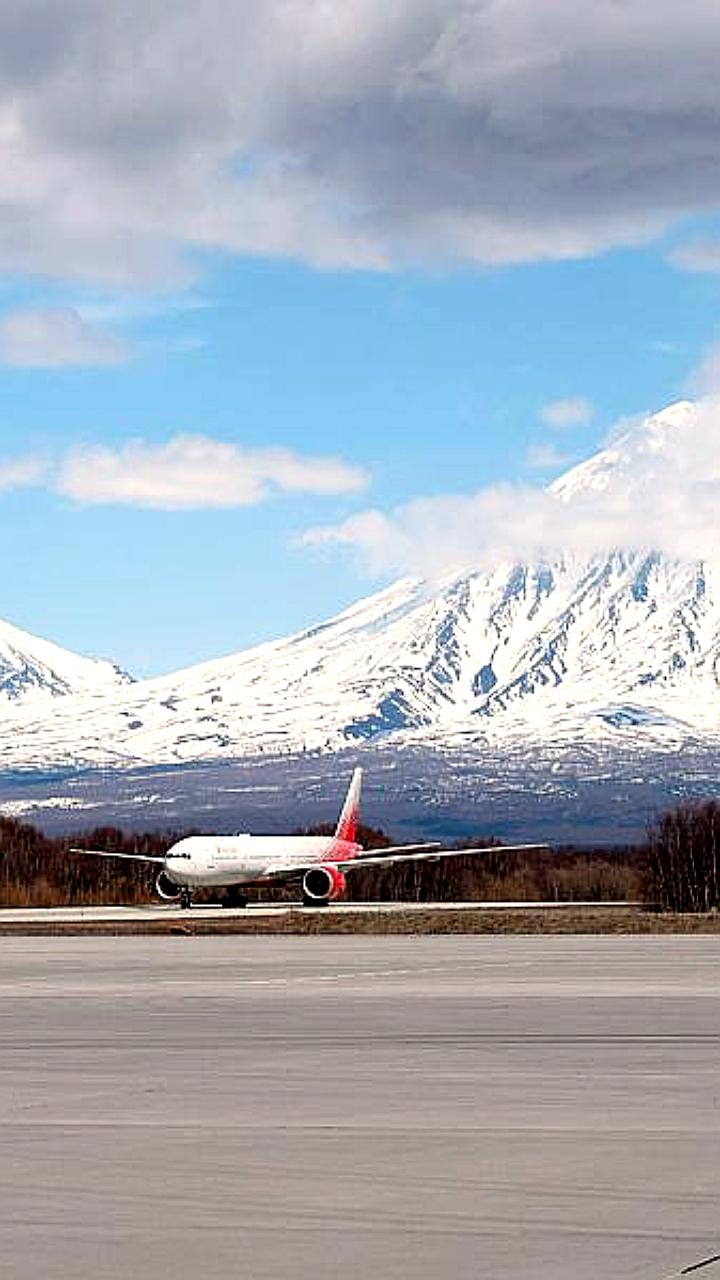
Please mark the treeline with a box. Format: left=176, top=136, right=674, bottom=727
left=344, top=838, right=642, bottom=904
left=646, top=801, right=720, bottom=912
left=0, top=813, right=642, bottom=908
left=0, top=818, right=174, bottom=907
left=298, top=823, right=641, bottom=903
left=3, top=798, right=717, bottom=911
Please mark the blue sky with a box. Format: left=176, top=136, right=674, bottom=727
left=3, top=3, right=720, bottom=675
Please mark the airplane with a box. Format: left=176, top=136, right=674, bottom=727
left=70, top=767, right=547, bottom=909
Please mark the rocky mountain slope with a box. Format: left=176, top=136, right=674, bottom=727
left=0, top=617, right=131, bottom=705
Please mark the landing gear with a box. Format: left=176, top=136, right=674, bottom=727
left=179, top=888, right=193, bottom=910
left=223, top=888, right=248, bottom=908
left=302, top=896, right=329, bottom=908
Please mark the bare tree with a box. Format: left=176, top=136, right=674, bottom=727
left=645, top=801, right=720, bottom=912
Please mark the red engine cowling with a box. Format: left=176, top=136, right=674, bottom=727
left=301, top=864, right=347, bottom=905
left=155, top=871, right=182, bottom=901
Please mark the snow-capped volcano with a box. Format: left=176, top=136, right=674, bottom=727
left=551, top=398, right=697, bottom=502
left=0, top=617, right=131, bottom=705
left=2, top=399, right=720, bottom=769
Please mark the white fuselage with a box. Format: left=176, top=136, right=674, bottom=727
left=163, top=834, right=361, bottom=889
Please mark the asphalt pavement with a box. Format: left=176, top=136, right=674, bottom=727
left=1, top=935, right=719, bottom=1279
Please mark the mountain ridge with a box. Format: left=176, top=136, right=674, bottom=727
left=2, top=399, right=720, bottom=771
left=0, top=616, right=132, bottom=705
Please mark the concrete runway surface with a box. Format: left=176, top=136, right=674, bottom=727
left=1, top=936, right=719, bottom=1280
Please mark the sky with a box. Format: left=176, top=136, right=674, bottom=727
left=4, top=1, right=720, bottom=674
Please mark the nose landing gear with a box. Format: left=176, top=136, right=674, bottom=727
left=179, top=888, right=193, bottom=910
left=222, top=887, right=249, bottom=908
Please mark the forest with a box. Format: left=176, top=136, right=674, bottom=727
left=645, top=800, right=720, bottom=912
left=3, top=799, right=720, bottom=911
left=0, top=812, right=643, bottom=908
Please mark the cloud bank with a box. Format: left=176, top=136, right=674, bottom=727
left=2, top=2, right=720, bottom=283
left=304, top=399, right=720, bottom=576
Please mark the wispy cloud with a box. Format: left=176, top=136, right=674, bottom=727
left=56, top=436, right=369, bottom=510
left=0, top=308, right=130, bottom=368
left=0, top=454, right=48, bottom=491
left=687, top=340, right=720, bottom=396
left=668, top=237, right=720, bottom=274
left=539, top=397, right=593, bottom=429
left=525, top=442, right=573, bottom=470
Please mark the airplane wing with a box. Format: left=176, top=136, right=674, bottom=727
left=336, top=842, right=548, bottom=872
left=364, top=842, right=443, bottom=856
left=266, top=843, right=548, bottom=879
left=68, top=847, right=166, bottom=865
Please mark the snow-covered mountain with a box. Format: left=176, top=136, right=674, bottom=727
left=0, top=617, right=131, bottom=705
left=2, top=399, right=720, bottom=770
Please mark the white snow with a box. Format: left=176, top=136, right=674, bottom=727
left=3, top=400, right=720, bottom=769
left=0, top=617, right=132, bottom=704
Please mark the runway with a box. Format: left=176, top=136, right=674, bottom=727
left=0, top=899, right=633, bottom=927
left=1, top=936, right=719, bottom=1279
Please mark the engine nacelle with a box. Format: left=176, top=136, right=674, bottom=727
left=301, top=864, right=347, bottom=904
left=155, top=870, right=182, bottom=901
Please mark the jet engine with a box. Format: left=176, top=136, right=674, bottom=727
left=301, top=864, right=347, bottom=905
left=155, top=870, right=182, bottom=901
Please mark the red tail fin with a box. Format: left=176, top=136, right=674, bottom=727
left=334, top=768, right=362, bottom=843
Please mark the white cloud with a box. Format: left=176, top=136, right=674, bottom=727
left=0, top=3, right=718, bottom=283
left=0, top=454, right=48, bottom=491
left=525, top=442, right=572, bottom=470
left=303, top=398, right=720, bottom=577
left=668, top=238, right=720, bottom=274
left=0, top=307, right=130, bottom=367
left=56, top=436, right=368, bottom=510
left=688, top=341, right=720, bottom=396
left=539, top=397, right=594, bottom=429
